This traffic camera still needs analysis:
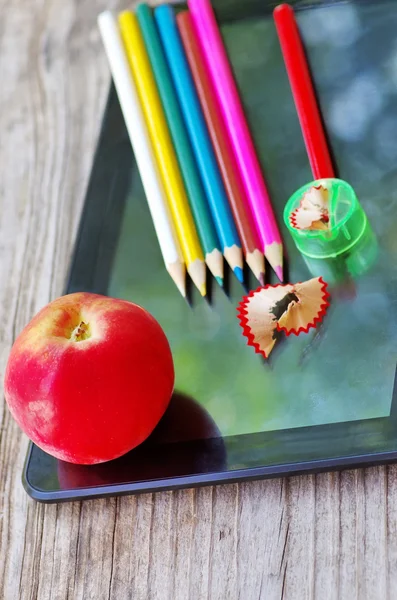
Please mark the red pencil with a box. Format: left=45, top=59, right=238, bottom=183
left=273, top=4, right=335, bottom=180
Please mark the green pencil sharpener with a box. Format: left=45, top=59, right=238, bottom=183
left=283, top=178, right=378, bottom=283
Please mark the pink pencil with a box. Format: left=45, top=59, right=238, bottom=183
left=188, top=0, right=283, bottom=280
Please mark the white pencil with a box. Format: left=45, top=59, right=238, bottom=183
left=98, top=10, right=186, bottom=298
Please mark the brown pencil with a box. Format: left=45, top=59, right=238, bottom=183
left=177, top=10, right=265, bottom=285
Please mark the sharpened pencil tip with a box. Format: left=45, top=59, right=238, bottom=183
left=167, top=261, right=186, bottom=298
left=259, top=272, right=265, bottom=287
left=265, top=243, right=283, bottom=282
left=205, top=249, right=224, bottom=283
left=234, top=267, right=244, bottom=283
left=275, top=266, right=283, bottom=281
left=188, top=258, right=207, bottom=296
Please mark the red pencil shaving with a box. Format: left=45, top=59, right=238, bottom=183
left=237, top=277, right=330, bottom=358
left=276, top=277, right=330, bottom=335
left=273, top=4, right=335, bottom=180
left=290, top=184, right=329, bottom=230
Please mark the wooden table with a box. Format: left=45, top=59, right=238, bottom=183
left=0, top=1, right=396, bottom=598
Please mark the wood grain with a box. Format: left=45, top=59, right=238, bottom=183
left=0, top=1, right=397, bottom=598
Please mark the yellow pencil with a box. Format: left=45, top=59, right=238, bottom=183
left=119, top=11, right=206, bottom=296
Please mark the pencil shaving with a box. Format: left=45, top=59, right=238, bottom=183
left=276, top=277, right=330, bottom=335
left=290, top=208, right=328, bottom=230
left=290, top=185, right=329, bottom=230
left=237, top=277, right=330, bottom=359
left=237, top=285, right=292, bottom=358
left=303, top=185, right=329, bottom=210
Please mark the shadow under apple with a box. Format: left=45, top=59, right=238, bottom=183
left=57, top=392, right=227, bottom=490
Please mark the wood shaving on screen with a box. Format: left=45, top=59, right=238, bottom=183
left=237, top=277, right=330, bottom=358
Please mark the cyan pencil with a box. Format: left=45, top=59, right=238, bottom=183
left=155, top=5, right=244, bottom=283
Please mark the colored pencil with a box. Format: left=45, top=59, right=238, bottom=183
left=154, top=5, right=244, bottom=284
left=273, top=4, right=335, bottom=179
left=188, top=0, right=283, bottom=281
left=118, top=10, right=207, bottom=297
left=177, top=11, right=265, bottom=285
left=136, top=4, right=223, bottom=287
left=97, top=11, right=186, bottom=298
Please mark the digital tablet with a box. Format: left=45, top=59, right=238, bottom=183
left=23, top=0, right=397, bottom=502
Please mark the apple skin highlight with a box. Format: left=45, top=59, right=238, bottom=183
left=4, top=293, right=175, bottom=464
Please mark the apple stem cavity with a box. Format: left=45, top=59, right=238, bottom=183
left=70, top=321, right=91, bottom=342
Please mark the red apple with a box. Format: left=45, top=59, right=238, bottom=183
left=57, top=393, right=227, bottom=490
left=4, top=292, right=174, bottom=464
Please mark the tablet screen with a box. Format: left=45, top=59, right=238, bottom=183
left=108, top=0, right=397, bottom=440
